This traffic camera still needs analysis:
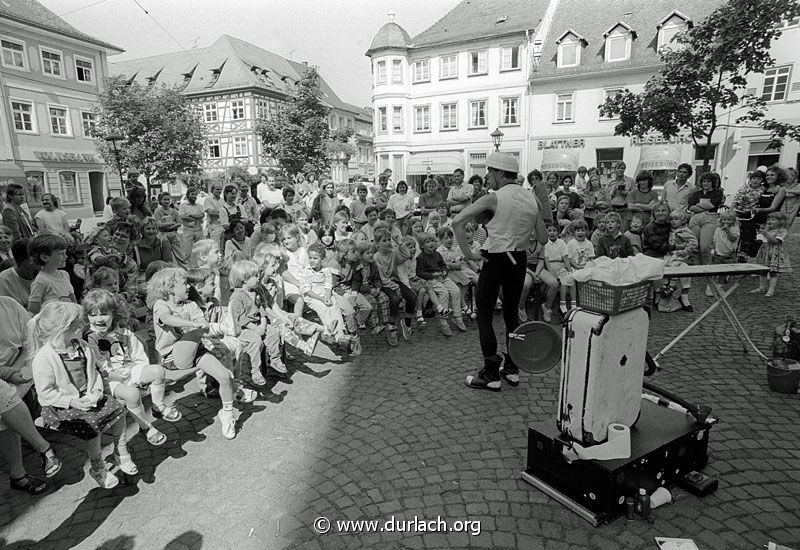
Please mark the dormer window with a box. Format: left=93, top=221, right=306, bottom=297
left=657, top=11, right=692, bottom=50
left=207, top=64, right=223, bottom=88
left=181, top=65, right=196, bottom=87
left=603, top=23, right=635, bottom=62
left=556, top=30, right=586, bottom=68
left=145, top=69, right=162, bottom=87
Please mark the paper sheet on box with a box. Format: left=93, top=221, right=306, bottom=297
left=655, top=538, right=700, bottom=550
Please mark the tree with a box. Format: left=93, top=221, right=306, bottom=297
left=95, top=76, right=207, bottom=192
left=600, top=0, right=800, bottom=172
left=257, top=67, right=331, bottom=175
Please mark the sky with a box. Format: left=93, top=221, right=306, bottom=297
left=38, top=0, right=463, bottom=108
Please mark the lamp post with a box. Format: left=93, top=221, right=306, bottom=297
left=104, top=134, right=126, bottom=194
left=491, top=128, right=504, bottom=152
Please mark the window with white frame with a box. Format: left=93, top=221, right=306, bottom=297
left=605, top=30, right=631, bottom=62
left=601, top=88, right=623, bottom=118
left=231, top=99, right=245, bottom=120
left=208, top=138, right=220, bottom=158
left=414, top=105, right=430, bottom=132
left=378, top=106, right=388, bottom=133
left=48, top=106, right=70, bottom=135
left=391, top=59, right=402, bottom=84
left=469, top=100, right=487, bottom=128
left=413, top=59, right=430, bottom=82
left=501, top=97, right=519, bottom=125
left=658, top=16, right=689, bottom=50
left=376, top=60, right=387, bottom=84
left=555, top=93, right=574, bottom=122
left=81, top=111, right=96, bottom=137
left=392, top=106, right=403, bottom=132
left=11, top=100, right=35, bottom=132
left=557, top=36, right=580, bottom=68
left=1, top=38, right=27, bottom=69
left=441, top=103, right=458, bottom=130
left=440, top=54, right=458, bottom=79
left=233, top=136, right=248, bottom=157
left=57, top=171, right=79, bottom=204
left=501, top=46, right=520, bottom=71
left=469, top=51, right=488, bottom=75
left=203, top=103, right=217, bottom=123
left=761, top=66, right=791, bottom=102
left=75, top=56, right=94, bottom=83
left=40, top=48, right=63, bottom=77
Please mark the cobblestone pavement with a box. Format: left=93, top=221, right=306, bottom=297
left=1, top=233, right=799, bottom=550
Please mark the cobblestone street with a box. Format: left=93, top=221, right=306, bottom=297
left=1, top=233, right=799, bottom=550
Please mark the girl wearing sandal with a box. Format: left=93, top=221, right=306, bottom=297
left=82, top=289, right=181, bottom=466
left=29, top=302, right=124, bottom=489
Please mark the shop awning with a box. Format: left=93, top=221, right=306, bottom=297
left=541, top=150, right=579, bottom=172
left=636, top=145, right=681, bottom=172
left=406, top=152, right=464, bottom=175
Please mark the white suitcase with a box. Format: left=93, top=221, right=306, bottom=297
left=557, top=308, right=649, bottom=445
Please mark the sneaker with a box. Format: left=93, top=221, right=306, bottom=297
left=387, top=327, right=399, bottom=347
left=499, top=354, right=520, bottom=387
left=236, top=388, right=258, bottom=403
left=440, top=318, right=453, bottom=337
left=518, top=308, right=528, bottom=323
left=218, top=409, right=236, bottom=440
left=452, top=316, right=467, bottom=332
left=350, top=335, right=363, bottom=357
left=251, top=371, right=267, bottom=386
left=372, top=324, right=386, bottom=336
left=705, top=285, right=714, bottom=297
left=89, top=463, right=119, bottom=489
left=400, top=320, right=412, bottom=341
left=465, top=368, right=501, bottom=392
left=541, top=304, right=552, bottom=323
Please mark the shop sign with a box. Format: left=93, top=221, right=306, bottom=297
left=630, top=133, right=692, bottom=146
left=34, top=151, right=99, bottom=163
left=538, top=138, right=586, bottom=149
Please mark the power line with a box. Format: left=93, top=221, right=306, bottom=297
left=130, top=0, right=196, bottom=59
left=58, top=0, right=109, bottom=18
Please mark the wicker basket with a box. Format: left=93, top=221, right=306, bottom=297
left=575, top=280, right=650, bottom=315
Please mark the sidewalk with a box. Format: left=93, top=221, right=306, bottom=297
left=1, top=233, right=799, bottom=549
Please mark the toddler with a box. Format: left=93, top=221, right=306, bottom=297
left=437, top=226, right=477, bottom=320
left=30, top=302, right=124, bottom=488
left=426, top=211, right=443, bottom=235
left=27, top=235, right=76, bottom=314
left=751, top=211, right=791, bottom=297
left=560, top=220, right=595, bottom=312
left=706, top=211, right=740, bottom=295
left=416, top=232, right=463, bottom=336
left=660, top=210, right=697, bottom=312
left=543, top=224, right=571, bottom=315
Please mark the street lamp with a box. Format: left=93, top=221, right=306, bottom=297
left=104, top=134, right=126, bottom=194
left=491, top=128, right=504, bottom=151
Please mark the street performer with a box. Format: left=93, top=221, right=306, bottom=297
left=453, top=152, right=547, bottom=391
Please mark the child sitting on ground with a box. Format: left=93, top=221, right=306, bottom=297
left=416, top=232, right=462, bottom=336
left=543, top=224, right=571, bottom=315
left=373, top=228, right=416, bottom=345
left=560, top=220, right=595, bottom=312
left=333, top=239, right=373, bottom=329
left=27, top=235, right=76, bottom=314
left=437, top=226, right=477, bottom=322
left=624, top=214, right=646, bottom=255
left=353, top=242, right=391, bottom=334
left=227, top=260, right=273, bottom=384
left=594, top=212, right=634, bottom=260
left=83, top=289, right=182, bottom=475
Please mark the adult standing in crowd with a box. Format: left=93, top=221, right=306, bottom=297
left=257, top=173, right=283, bottom=210
left=311, top=180, right=341, bottom=228
left=527, top=170, right=553, bottom=225
left=453, top=152, right=546, bottom=392
left=554, top=174, right=581, bottom=210
left=418, top=178, right=442, bottom=227
left=34, top=194, right=73, bottom=243
left=470, top=175, right=487, bottom=204
left=627, top=170, right=659, bottom=224
left=236, top=180, right=259, bottom=236
left=781, top=167, right=799, bottom=228
left=127, top=186, right=152, bottom=222
left=607, top=161, right=634, bottom=230
left=386, top=181, right=416, bottom=225
left=753, top=166, right=787, bottom=226
left=446, top=168, right=473, bottom=217
left=688, top=172, right=725, bottom=265
left=204, top=182, right=224, bottom=245
left=0, top=239, right=38, bottom=308
left=179, top=187, right=205, bottom=254
left=661, top=163, right=694, bottom=214
left=2, top=185, right=36, bottom=241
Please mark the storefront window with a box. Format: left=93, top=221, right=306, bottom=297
left=596, top=148, right=624, bottom=182
left=746, top=141, right=780, bottom=175
left=57, top=171, right=79, bottom=204
left=24, top=171, right=44, bottom=209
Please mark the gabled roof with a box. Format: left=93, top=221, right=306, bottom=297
left=409, top=0, right=550, bottom=48
left=603, top=21, right=637, bottom=38
left=555, top=29, right=587, bottom=45
left=657, top=10, right=693, bottom=29
left=0, top=0, right=123, bottom=53
left=535, top=0, right=722, bottom=78
left=110, top=35, right=357, bottom=114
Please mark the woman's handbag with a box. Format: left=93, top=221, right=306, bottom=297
left=41, top=396, right=127, bottom=440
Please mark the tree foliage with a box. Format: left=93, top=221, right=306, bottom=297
left=257, top=67, right=331, bottom=175
left=94, top=76, right=207, bottom=191
left=600, top=0, right=800, bottom=170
